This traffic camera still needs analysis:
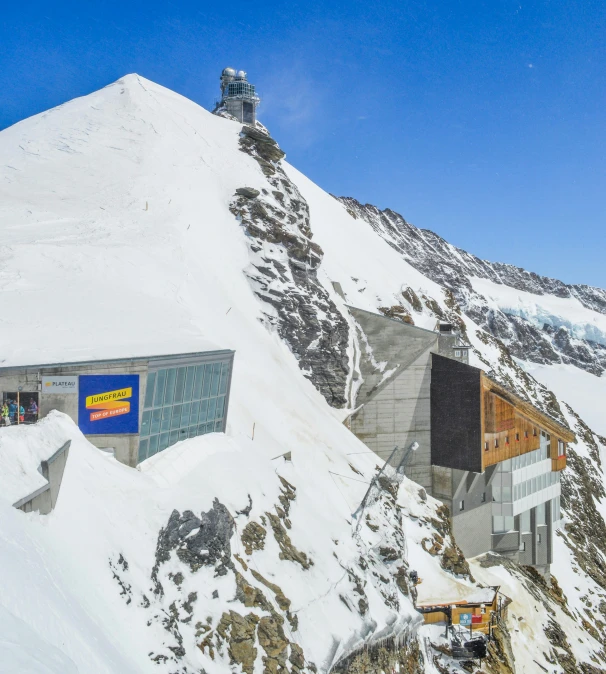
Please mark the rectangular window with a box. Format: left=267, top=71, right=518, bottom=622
left=481, top=492, right=486, bottom=503
left=151, top=409, right=162, bottom=435
left=174, top=367, right=186, bottom=403
left=199, top=399, right=208, bottom=423
left=159, top=432, right=170, bottom=451
left=210, top=362, right=221, bottom=397
left=537, top=533, right=542, bottom=544
left=533, top=428, right=537, bottom=436
left=459, top=500, right=464, bottom=511
left=171, top=405, right=182, bottom=430
left=505, top=436, right=509, bottom=445
left=154, top=369, right=166, bottom=407
left=149, top=433, right=159, bottom=454
left=164, top=368, right=176, bottom=405
left=138, top=438, right=149, bottom=463
left=524, top=430, right=528, bottom=439
left=219, top=362, right=229, bottom=395
left=183, top=367, right=195, bottom=402
left=141, top=410, right=151, bottom=437
left=484, top=441, right=489, bottom=451
left=193, top=365, right=204, bottom=400
left=202, top=364, right=212, bottom=398
left=161, top=407, right=172, bottom=432
left=454, top=350, right=461, bottom=357
left=493, top=516, right=505, bottom=533
left=144, top=372, right=156, bottom=409
left=519, top=541, right=526, bottom=552
left=495, top=439, right=499, bottom=449
left=516, top=433, right=520, bottom=442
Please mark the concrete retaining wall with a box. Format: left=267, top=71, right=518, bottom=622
left=13, top=440, right=70, bottom=515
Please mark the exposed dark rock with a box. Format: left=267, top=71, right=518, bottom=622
left=266, top=512, right=313, bottom=569
left=233, top=127, right=350, bottom=407
left=235, top=187, right=261, bottom=199
left=152, top=500, right=235, bottom=592
left=241, top=520, right=267, bottom=556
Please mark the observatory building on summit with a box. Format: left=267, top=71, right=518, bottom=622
left=215, top=67, right=260, bottom=124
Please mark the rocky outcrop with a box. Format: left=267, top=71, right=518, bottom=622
left=232, top=126, right=350, bottom=407
left=339, top=196, right=606, bottom=376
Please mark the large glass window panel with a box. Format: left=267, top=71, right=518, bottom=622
left=171, top=405, right=183, bottom=429
left=151, top=409, right=162, bottom=435
left=202, top=364, right=212, bottom=398
left=174, top=367, right=186, bottom=403
left=492, top=516, right=505, bottom=533
left=190, top=401, right=200, bottom=426
left=198, top=423, right=207, bottom=436
left=193, top=365, right=204, bottom=400
left=164, top=368, right=177, bottom=405
left=138, top=438, right=149, bottom=463
left=161, top=408, right=172, bottom=432
left=188, top=425, right=198, bottom=439
left=144, top=372, right=156, bottom=409
left=199, top=399, right=208, bottom=423
left=149, top=434, right=159, bottom=454
left=205, top=422, right=214, bottom=433
left=208, top=397, right=217, bottom=421
left=210, top=362, right=221, bottom=397
left=184, top=367, right=195, bottom=402
left=154, top=369, right=167, bottom=407
left=536, top=502, right=546, bottom=525
left=141, top=411, right=151, bottom=437
left=520, top=509, right=531, bottom=532
left=181, top=402, right=191, bottom=427
left=502, top=486, right=512, bottom=502
left=170, top=430, right=179, bottom=446
left=504, top=516, right=515, bottom=531
left=215, top=420, right=223, bottom=432
left=216, top=396, right=225, bottom=419
left=219, top=363, right=229, bottom=394
left=178, top=428, right=188, bottom=440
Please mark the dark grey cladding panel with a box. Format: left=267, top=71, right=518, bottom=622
left=430, top=353, right=482, bottom=473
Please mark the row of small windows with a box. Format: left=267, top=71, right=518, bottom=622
left=493, top=497, right=560, bottom=534
left=144, top=362, right=230, bottom=410
left=225, top=82, right=256, bottom=98
left=485, top=428, right=538, bottom=451
left=501, top=444, right=550, bottom=471
left=493, top=470, right=560, bottom=503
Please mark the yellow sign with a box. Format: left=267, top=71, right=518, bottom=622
left=85, top=387, right=132, bottom=409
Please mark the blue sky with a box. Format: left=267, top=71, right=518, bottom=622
left=1, top=1, right=604, bottom=286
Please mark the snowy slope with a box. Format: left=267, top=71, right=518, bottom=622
left=1, top=74, right=606, bottom=673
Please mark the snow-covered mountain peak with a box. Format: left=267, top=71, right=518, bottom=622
left=2, top=76, right=606, bottom=673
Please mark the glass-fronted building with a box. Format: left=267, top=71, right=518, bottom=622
left=0, top=349, right=235, bottom=468
left=138, top=356, right=232, bottom=463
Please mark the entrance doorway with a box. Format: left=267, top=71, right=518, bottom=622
left=2, top=392, right=39, bottom=424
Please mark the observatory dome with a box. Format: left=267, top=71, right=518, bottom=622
left=222, top=67, right=236, bottom=77
left=236, top=70, right=247, bottom=80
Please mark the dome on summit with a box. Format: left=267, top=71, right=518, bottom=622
left=236, top=70, right=247, bottom=79
left=222, top=67, right=236, bottom=77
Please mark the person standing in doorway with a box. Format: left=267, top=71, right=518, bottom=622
left=27, top=399, right=38, bottom=423
left=8, top=399, right=17, bottom=423
left=18, top=403, right=25, bottom=423
left=1, top=402, right=10, bottom=426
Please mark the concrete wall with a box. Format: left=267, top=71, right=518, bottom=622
left=14, top=440, right=70, bottom=515
left=351, top=348, right=434, bottom=490
left=452, top=501, right=493, bottom=558
left=349, top=307, right=438, bottom=491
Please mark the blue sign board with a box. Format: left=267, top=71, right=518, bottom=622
left=459, top=613, right=472, bottom=626
left=78, top=374, right=139, bottom=435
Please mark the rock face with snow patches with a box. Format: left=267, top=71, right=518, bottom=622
left=339, top=197, right=606, bottom=376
